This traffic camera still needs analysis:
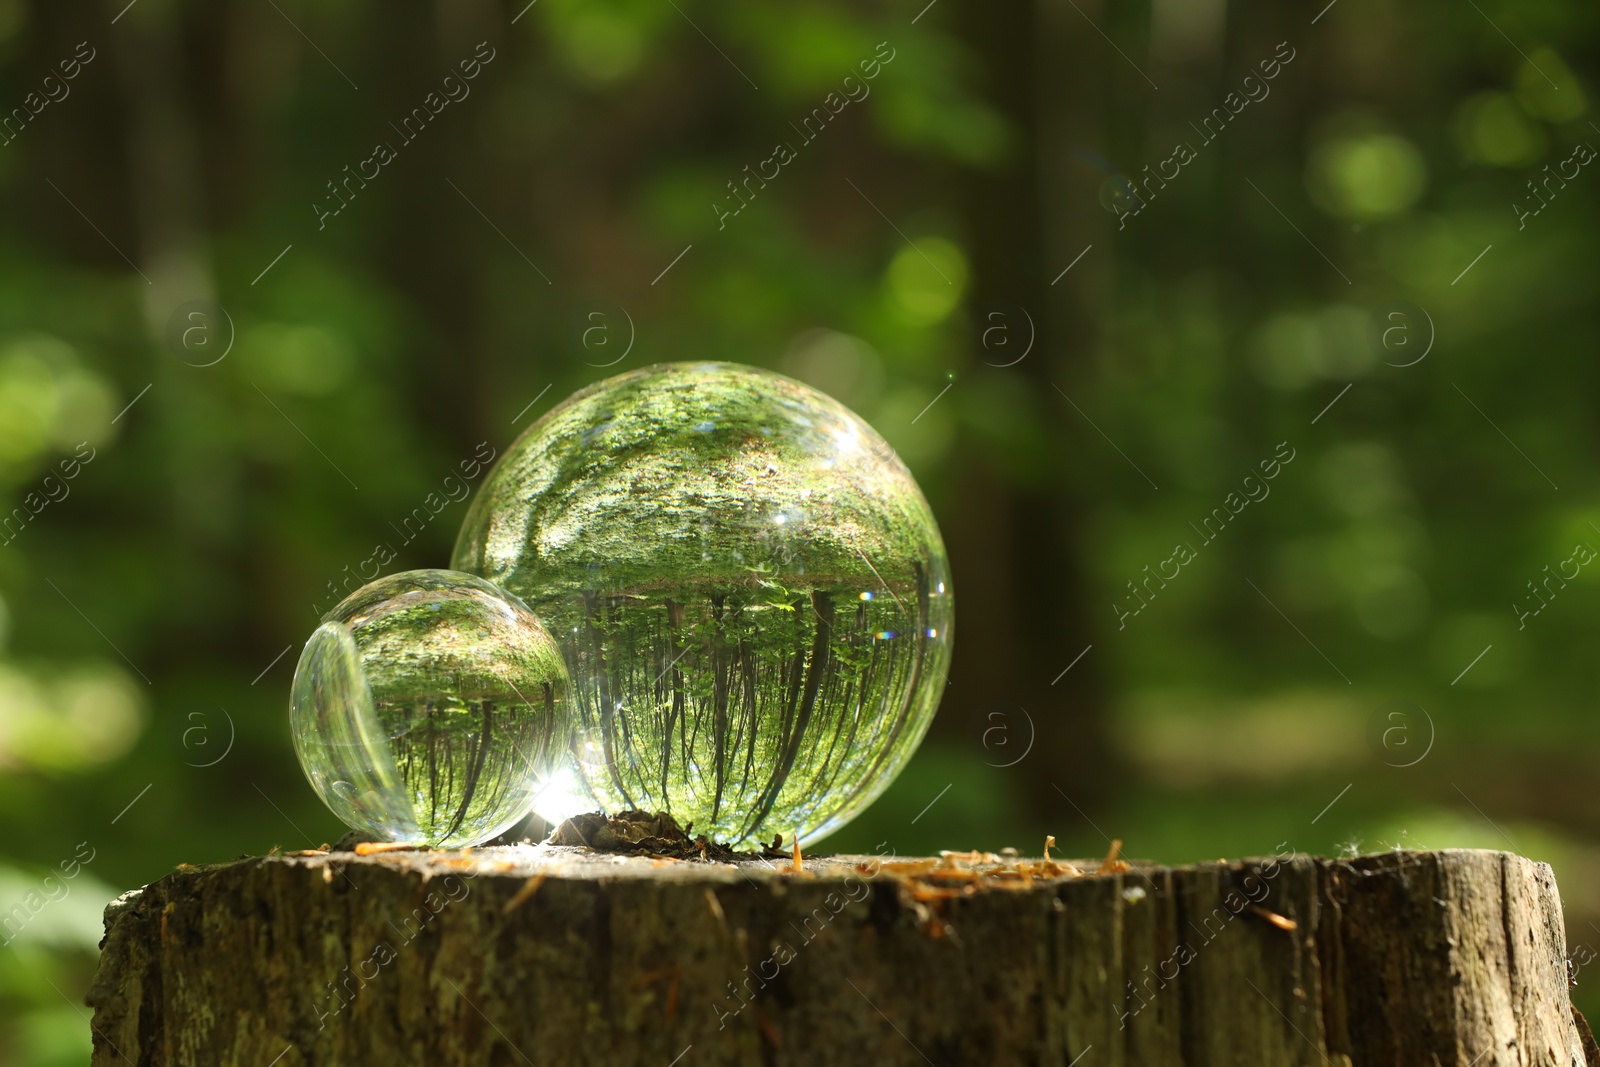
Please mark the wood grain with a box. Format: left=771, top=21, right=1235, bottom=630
left=87, top=847, right=1594, bottom=1066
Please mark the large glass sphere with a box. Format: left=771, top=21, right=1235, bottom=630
left=452, top=362, right=953, bottom=846
left=290, top=569, right=572, bottom=848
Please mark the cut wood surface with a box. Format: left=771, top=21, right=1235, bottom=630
left=88, top=845, right=1594, bottom=1066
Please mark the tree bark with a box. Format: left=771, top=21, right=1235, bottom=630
left=88, top=847, right=1593, bottom=1066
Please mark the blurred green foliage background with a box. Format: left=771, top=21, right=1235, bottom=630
left=2, top=0, right=1599, bottom=1060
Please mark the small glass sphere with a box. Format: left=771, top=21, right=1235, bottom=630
left=452, top=362, right=953, bottom=847
left=290, top=569, right=572, bottom=848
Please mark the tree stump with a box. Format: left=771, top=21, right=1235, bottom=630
left=87, top=845, right=1596, bottom=1066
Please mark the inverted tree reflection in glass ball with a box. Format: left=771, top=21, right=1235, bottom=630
left=290, top=569, right=572, bottom=848
left=452, top=362, right=952, bottom=847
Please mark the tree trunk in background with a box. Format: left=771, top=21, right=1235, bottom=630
left=948, top=0, right=1116, bottom=820
left=106, top=0, right=247, bottom=680
left=89, top=847, right=1595, bottom=1065
left=378, top=1, right=498, bottom=475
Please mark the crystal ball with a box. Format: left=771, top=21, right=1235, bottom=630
left=452, top=362, right=953, bottom=846
left=289, top=569, right=573, bottom=848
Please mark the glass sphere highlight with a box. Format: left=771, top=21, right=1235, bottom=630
left=452, top=362, right=953, bottom=847
left=290, top=569, right=572, bottom=848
